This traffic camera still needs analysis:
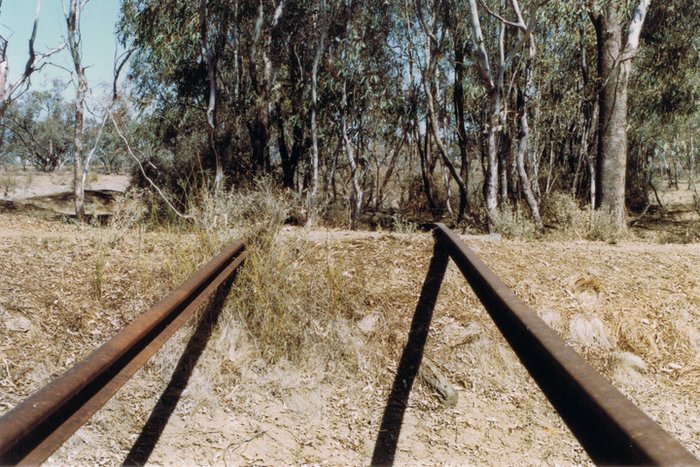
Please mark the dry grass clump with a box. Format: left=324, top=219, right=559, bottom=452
left=106, top=178, right=292, bottom=290
left=309, top=198, right=348, bottom=228
left=118, top=180, right=380, bottom=390
left=611, top=310, right=694, bottom=370
left=216, top=235, right=371, bottom=372
left=391, top=214, right=418, bottom=234
left=586, top=210, right=628, bottom=243
left=543, top=193, right=590, bottom=235
left=188, top=177, right=289, bottom=253
left=0, top=172, right=19, bottom=197
left=109, top=188, right=150, bottom=230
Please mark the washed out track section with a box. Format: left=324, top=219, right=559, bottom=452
left=1, top=216, right=699, bottom=464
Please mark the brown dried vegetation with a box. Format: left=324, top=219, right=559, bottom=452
left=0, top=186, right=699, bottom=464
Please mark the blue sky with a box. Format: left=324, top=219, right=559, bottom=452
left=1, top=0, right=123, bottom=97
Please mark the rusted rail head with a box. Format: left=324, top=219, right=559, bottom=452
left=432, top=223, right=697, bottom=465
left=0, top=240, right=247, bottom=465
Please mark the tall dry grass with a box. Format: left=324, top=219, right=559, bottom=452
left=105, top=179, right=384, bottom=404
left=542, top=192, right=628, bottom=243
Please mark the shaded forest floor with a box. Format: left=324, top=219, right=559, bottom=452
left=0, top=208, right=698, bottom=465
left=632, top=182, right=700, bottom=243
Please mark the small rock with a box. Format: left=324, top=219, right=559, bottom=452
left=444, top=321, right=482, bottom=347
left=6, top=314, right=32, bottom=333
left=419, top=357, right=458, bottom=407
left=358, top=313, right=380, bottom=334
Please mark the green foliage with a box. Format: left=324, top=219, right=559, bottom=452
left=633, top=0, right=700, bottom=119
left=493, top=207, right=539, bottom=239
left=1, top=0, right=695, bottom=238
left=4, top=81, right=73, bottom=172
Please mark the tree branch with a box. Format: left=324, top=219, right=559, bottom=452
left=624, top=0, right=651, bottom=58
left=109, top=111, right=193, bottom=220
left=467, top=0, right=495, bottom=90
left=415, top=0, right=438, bottom=44
left=478, top=0, right=525, bottom=30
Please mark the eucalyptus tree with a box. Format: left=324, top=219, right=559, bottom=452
left=121, top=0, right=313, bottom=191
left=199, top=0, right=232, bottom=190
left=66, top=0, right=90, bottom=219
left=482, top=0, right=544, bottom=228
left=466, top=0, right=546, bottom=228
left=308, top=0, right=333, bottom=206
left=320, top=0, right=403, bottom=227
left=119, top=0, right=230, bottom=192
left=113, top=0, right=697, bottom=232
left=3, top=83, right=73, bottom=172
left=415, top=0, right=468, bottom=224
left=627, top=0, right=700, bottom=208
left=396, top=2, right=433, bottom=215
left=589, top=0, right=650, bottom=228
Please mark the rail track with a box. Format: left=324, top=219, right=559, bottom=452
left=372, top=223, right=697, bottom=465
left=0, top=225, right=697, bottom=465
left=0, top=240, right=246, bottom=465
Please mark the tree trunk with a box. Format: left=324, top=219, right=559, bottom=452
left=689, top=137, right=695, bottom=186
left=308, top=0, right=328, bottom=208
left=247, top=2, right=278, bottom=177
left=453, top=41, right=471, bottom=210
left=248, top=110, right=269, bottom=175
left=593, top=7, right=626, bottom=227
left=592, top=0, right=650, bottom=229
left=378, top=129, right=405, bottom=209
left=499, top=131, right=511, bottom=205
left=516, top=87, right=542, bottom=228
left=67, top=0, right=86, bottom=221
left=199, top=0, right=226, bottom=191
left=485, top=92, right=500, bottom=224
left=514, top=36, right=542, bottom=228
left=415, top=123, right=437, bottom=214
left=467, top=0, right=500, bottom=226
left=277, top=114, right=304, bottom=189
left=417, top=13, right=468, bottom=224
left=342, top=83, right=363, bottom=230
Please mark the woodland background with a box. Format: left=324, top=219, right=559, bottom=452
left=1, top=0, right=698, bottom=233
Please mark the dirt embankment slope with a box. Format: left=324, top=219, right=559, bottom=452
left=1, top=171, right=129, bottom=216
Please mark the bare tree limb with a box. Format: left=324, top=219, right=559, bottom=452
left=112, top=46, right=135, bottom=100
left=467, top=0, right=495, bottom=90
left=623, top=0, right=650, bottom=60
left=415, top=0, right=438, bottom=44
left=109, top=112, right=193, bottom=220
left=1, top=0, right=65, bottom=113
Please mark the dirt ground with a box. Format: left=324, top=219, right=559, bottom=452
left=0, top=170, right=129, bottom=199
left=1, top=209, right=698, bottom=465
left=0, top=170, right=130, bottom=216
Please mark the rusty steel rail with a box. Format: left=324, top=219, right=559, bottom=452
left=431, top=224, right=697, bottom=465
left=0, top=240, right=246, bottom=465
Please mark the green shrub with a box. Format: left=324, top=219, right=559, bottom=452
left=586, top=210, right=627, bottom=243
left=493, top=207, right=538, bottom=239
